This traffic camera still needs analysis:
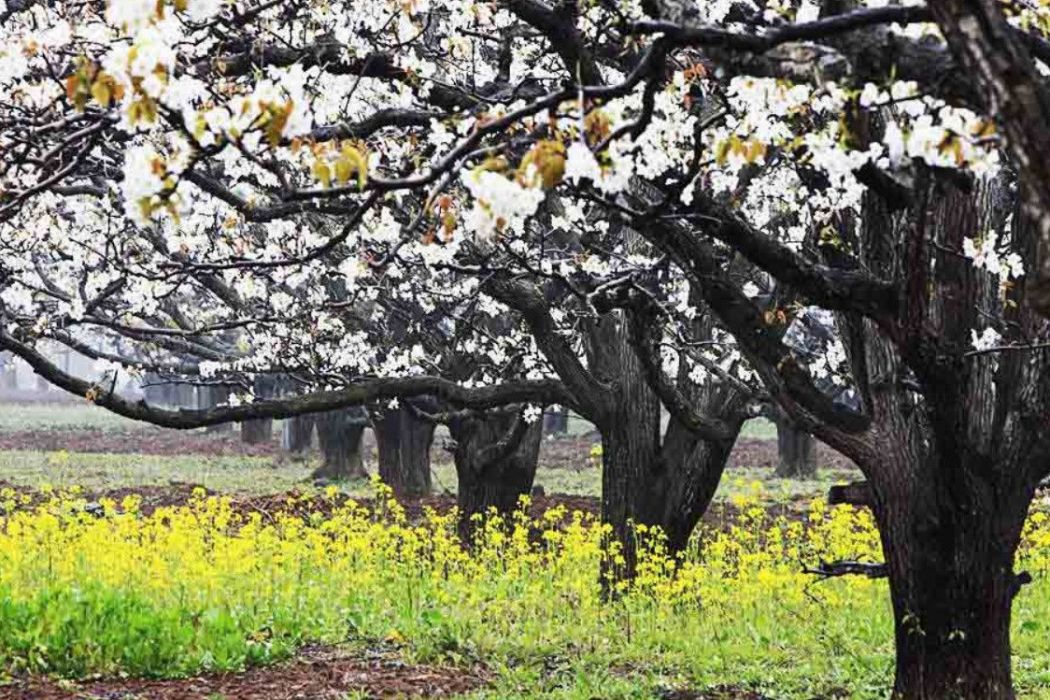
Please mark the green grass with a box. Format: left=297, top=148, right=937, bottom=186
left=0, top=450, right=294, bottom=493
left=0, top=402, right=149, bottom=432
left=741, top=417, right=776, bottom=440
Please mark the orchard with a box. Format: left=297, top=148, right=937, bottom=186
left=0, top=0, right=1049, bottom=697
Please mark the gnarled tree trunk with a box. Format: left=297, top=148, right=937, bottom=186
left=600, top=403, right=741, bottom=581
left=774, top=415, right=816, bottom=478
left=594, top=325, right=745, bottom=581
left=868, top=456, right=1030, bottom=700
left=313, top=408, right=368, bottom=481
left=449, top=410, right=543, bottom=540
left=373, top=403, right=435, bottom=497
left=820, top=166, right=1050, bottom=699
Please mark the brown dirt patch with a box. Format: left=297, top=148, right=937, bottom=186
left=0, top=427, right=857, bottom=475
left=0, top=428, right=278, bottom=457
left=0, top=478, right=601, bottom=522
left=728, top=437, right=855, bottom=472
left=0, top=479, right=813, bottom=536
left=660, top=688, right=774, bottom=700
left=0, top=645, right=487, bottom=699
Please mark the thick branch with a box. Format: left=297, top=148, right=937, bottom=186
left=637, top=215, right=873, bottom=436
left=0, top=329, right=572, bottom=429
left=688, top=192, right=899, bottom=322
left=924, top=0, right=1050, bottom=318
left=485, top=275, right=610, bottom=419
left=828, top=480, right=874, bottom=508
left=504, top=0, right=603, bottom=84
left=803, top=559, right=888, bottom=579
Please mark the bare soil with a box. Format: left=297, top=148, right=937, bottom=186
left=0, top=645, right=487, bottom=699
left=0, top=428, right=857, bottom=473
left=0, top=428, right=279, bottom=458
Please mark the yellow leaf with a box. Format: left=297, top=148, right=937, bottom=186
left=714, top=139, right=731, bottom=166
left=745, top=139, right=767, bottom=164
left=334, top=156, right=353, bottom=185
left=518, top=139, right=565, bottom=189
left=337, top=142, right=369, bottom=190
left=313, top=160, right=332, bottom=188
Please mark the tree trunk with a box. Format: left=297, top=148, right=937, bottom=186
left=873, top=475, right=1028, bottom=700
left=373, top=403, right=435, bottom=497
left=600, top=399, right=741, bottom=582
left=283, top=414, right=315, bottom=453
left=240, top=418, right=272, bottom=444
left=774, top=416, right=816, bottom=478
left=450, top=411, right=543, bottom=540
left=0, top=352, right=18, bottom=390
left=240, top=376, right=275, bottom=445
left=543, top=406, right=570, bottom=436
left=201, top=385, right=232, bottom=433
left=313, top=408, right=367, bottom=481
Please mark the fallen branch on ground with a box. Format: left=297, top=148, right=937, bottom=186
left=803, top=559, right=888, bottom=579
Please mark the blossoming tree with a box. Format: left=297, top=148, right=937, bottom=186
left=2, top=0, right=1050, bottom=695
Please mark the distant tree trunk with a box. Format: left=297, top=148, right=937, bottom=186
left=0, top=352, right=17, bottom=390
left=282, top=414, right=315, bottom=453
left=240, top=418, right=272, bottom=444
left=240, top=376, right=275, bottom=445
left=543, top=406, right=569, bottom=436
left=175, top=382, right=197, bottom=409
left=202, top=385, right=232, bottom=433
left=373, top=403, right=435, bottom=497
left=774, top=416, right=816, bottom=478
left=313, top=408, right=368, bottom=481
left=450, top=410, right=543, bottom=540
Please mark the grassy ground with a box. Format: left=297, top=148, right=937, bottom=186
left=0, top=402, right=779, bottom=439
left=0, top=402, right=149, bottom=432
left=18, top=404, right=1018, bottom=699
left=0, top=448, right=856, bottom=506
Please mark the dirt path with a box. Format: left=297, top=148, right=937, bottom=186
left=0, top=645, right=488, bottom=699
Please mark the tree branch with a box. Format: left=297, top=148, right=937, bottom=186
left=0, top=329, right=572, bottom=429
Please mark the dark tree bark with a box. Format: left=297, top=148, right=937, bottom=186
left=774, top=415, right=816, bottom=478
left=586, top=284, right=748, bottom=581
left=486, top=262, right=750, bottom=585
left=449, top=409, right=543, bottom=540
left=373, top=402, right=435, bottom=497
left=829, top=171, right=1048, bottom=699
left=282, top=414, right=315, bottom=452
left=597, top=364, right=744, bottom=580
left=870, top=458, right=1029, bottom=700
left=313, top=407, right=368, bottom=481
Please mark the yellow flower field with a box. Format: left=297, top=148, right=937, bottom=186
left=2, top=480, right=1050, bottom=698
